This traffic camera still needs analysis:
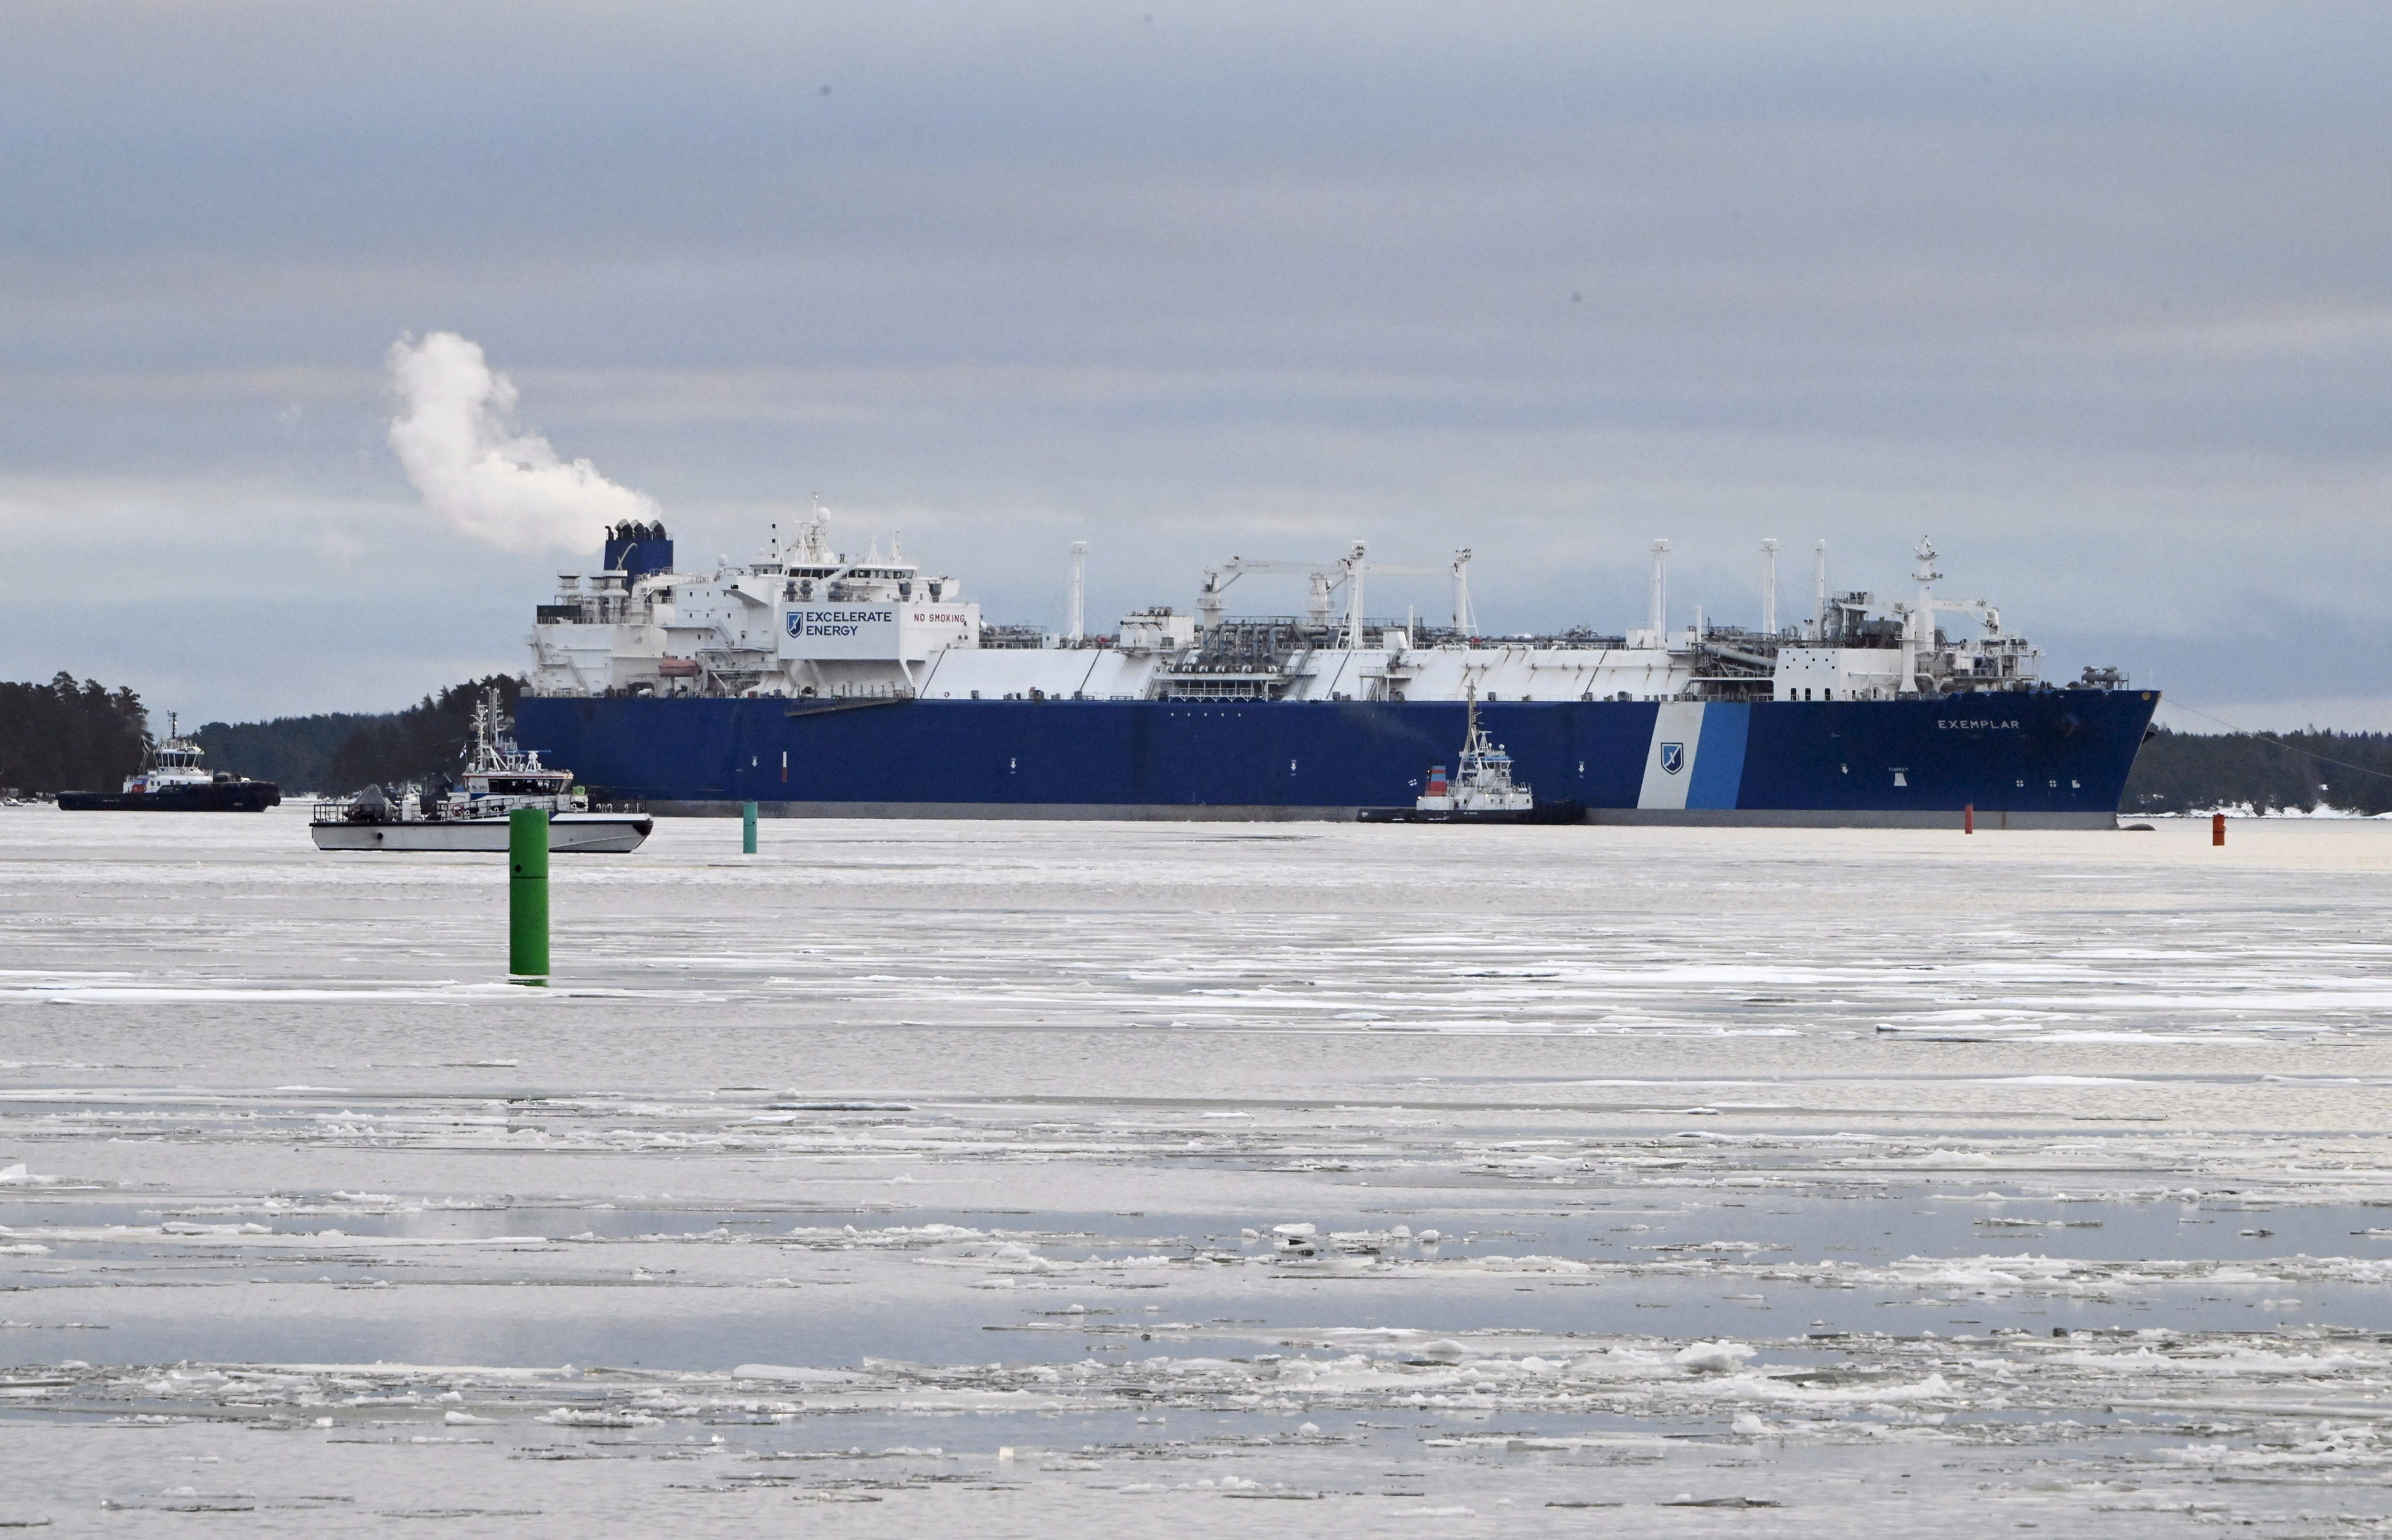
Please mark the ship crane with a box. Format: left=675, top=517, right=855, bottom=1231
left=1198, top=543, right=1471, bottom=644
left=1889, top=537, right=2006, bottom=693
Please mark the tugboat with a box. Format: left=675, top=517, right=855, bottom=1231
left=1359, top=690, right=1583, bottom=824
left=57, top=715, right=281, bottom=812
left=310, top=690, right=651, bottom=853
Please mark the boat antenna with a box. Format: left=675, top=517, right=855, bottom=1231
left=1813, top=539, right=1829, bottom=640
left=472, top=688, right=497, bottom=765
left=1761, top=538, right=1779, bottom=635
left=1066, top=541, right=1088, bottom=644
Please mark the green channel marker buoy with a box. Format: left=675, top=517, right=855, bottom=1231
left=509, top=806, right=549, bottom=981
left=743, top=800, right=758, bottom=855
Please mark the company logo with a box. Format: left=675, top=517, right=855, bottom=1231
left=1659, top=742, right=1685, bottom=775
left=785, top=607, right=894, bottom=639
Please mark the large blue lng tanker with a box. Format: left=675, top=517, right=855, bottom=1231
left=517, top=516, right=2155, bottom=827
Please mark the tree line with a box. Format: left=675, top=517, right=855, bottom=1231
left=2123, top=726, right=2392, bottom=816
left=0, top=673, right=523, bottom=795
left=192, top=676, right=524, bottom=794
left=0, top=674, right=150, bottom=795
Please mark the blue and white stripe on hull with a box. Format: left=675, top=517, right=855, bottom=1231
left=1635, top=701, right=1755, bottom=811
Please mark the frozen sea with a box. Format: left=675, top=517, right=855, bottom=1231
left=4, top=808, right=2392, bottom=1534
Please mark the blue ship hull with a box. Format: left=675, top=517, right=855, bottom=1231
left=517, top=688, right=2159, bottom=827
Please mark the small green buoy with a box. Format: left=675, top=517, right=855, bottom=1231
left=510, top=806, right=549, bottom=981
left=743, top=800, right=758, bottom=855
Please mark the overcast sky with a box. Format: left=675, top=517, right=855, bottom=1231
left=3, top=1, right=2387, bottom=729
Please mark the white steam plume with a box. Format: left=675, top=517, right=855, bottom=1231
left=386, top=331, right=657, bottom=551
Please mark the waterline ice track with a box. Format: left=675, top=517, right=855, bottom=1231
left=3, top=809, right=2392, bottom=1534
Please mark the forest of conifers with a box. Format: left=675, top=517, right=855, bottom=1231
left=188, top=677, right=524, bottom=796
left=2122, top=726, right=2392, bottom=816
left=0, top=675, right=520, bottom=797
left=0, top=674, right=150, bottom=796
left=2, top=673, right=2386, bottom=813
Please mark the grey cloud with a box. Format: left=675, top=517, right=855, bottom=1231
left=0, top=1, right=2386, bottom=721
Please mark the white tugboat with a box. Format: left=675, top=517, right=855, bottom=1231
left=57, top=714, right=280, bottom=812
left=310, top=691, right=652, bottom=853
left=1359, top=689, right=1582, bottom=824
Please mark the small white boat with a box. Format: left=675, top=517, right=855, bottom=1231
left=311, top=692, right=651, bottom=853
left=1358, top=688, right=1581, bottom=824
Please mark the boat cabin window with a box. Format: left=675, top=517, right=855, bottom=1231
left=481, top=776, right=563, bottom=795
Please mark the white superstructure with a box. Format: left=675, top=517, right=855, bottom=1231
left=531, top=509, right=979, bottom=703
left=529, top=520, right=2070, bottom=707
left=1413, top=692, right=1535, bottom=815
left=123, top=713, right=213, bottom=794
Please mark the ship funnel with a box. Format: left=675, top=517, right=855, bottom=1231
left=604, top=520, right=673, bottom=580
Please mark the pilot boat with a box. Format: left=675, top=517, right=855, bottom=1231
left=310, top=692, right=651, bottom=853
left=1359, top=690, right=1582, bottom=824
left=57, top=715, right=280, bottom=811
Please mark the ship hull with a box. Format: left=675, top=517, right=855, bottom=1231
left=516, top=689, right=2159, bottom=827
left=59, top=782, right=281, bottom=812
left=310, top=813, right=653, bottom=853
